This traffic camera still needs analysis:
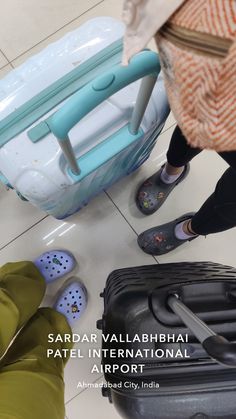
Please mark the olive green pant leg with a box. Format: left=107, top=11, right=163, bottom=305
left=0, top=261, right=46, bottom=359
left=0, top=308, right=72, bottom=419
left=0, top=261, right=73, bottom=419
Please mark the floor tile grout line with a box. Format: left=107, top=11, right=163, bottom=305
left=0, top=189, right=160, bottom=256
left=0, top=214, right=49, bottom=251
left=161, top=121, right=177, bottom=134
left=154, top=255, right=161, bottom=264
left=0, top=48, right=12, bottom=66
left=8, top=0, right=105, bottom=66
left=65, top=374, right=104, bottom=405
left=104, top=191, right=158, bottom=265
left=0, top=63, right=11, bottom=72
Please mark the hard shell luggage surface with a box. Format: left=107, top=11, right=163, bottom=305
left=98, top=262, right=236, bottom=419
left=0, top=17, right=169, bottom=219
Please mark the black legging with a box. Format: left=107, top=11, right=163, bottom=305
left=166, top=126, right=236, bottom=235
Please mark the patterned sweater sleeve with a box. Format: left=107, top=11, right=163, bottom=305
left=122, top=0, right=186, bottom=65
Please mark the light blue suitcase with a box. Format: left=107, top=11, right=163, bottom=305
left=0, top=18, right=169, bottom=219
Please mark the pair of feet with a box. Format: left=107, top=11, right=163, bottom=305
left=34, top=250, right=87, bottom=325
left=136, top=163, right=199, bottom=255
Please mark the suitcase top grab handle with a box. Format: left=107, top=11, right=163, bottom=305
left=47, top=50, right=160, bottom=175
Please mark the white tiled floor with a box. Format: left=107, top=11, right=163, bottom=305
left=0, top=52, right=8, bottom=69
left=0, top=64, right=12, bottom=78
left=0, top=0, right=104, bottom=60
left=0, top=1, right=236, bottom=419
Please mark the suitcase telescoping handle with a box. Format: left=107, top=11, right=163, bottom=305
left=48, top=50, right=160, bottom=175
left=168, top=294, right=236, bottom=367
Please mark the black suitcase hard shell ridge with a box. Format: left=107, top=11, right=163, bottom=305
left=98, top=262, right=236, bottom=419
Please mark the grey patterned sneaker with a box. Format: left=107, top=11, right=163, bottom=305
left=137, top=212, right=198, bottom=255
left=136, top=163, right=190, bottom=215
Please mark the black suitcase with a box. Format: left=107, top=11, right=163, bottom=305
left=97, top=262, right=236, bottom=419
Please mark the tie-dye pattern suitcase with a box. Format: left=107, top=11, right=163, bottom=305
left=0, top=17, right=169, bottom=219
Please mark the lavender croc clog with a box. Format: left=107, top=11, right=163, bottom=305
left=34, top=250, right=76, bottom=283
left=54, top=277, right=87, bottom=325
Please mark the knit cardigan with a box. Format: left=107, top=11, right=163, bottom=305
left=122, top=0, right=185, bottom=64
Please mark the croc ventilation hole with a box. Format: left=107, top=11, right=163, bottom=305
left=76, top=292, right=83, bottom=305
left=59, top=291, right=82, bottom=319
left=40, top=253, right=71, bottom=278
left=148, top=199, right=154, bottom=207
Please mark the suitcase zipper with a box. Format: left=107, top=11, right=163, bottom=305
left=159, top=22, right=233, bottom=58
